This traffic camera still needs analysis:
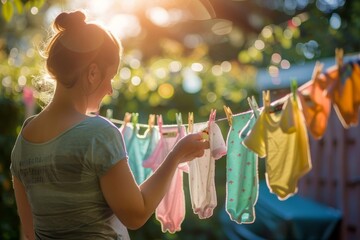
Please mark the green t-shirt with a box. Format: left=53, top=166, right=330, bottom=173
left=11, top=115, right=130, bottom=240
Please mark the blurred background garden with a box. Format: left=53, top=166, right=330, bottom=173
left=1, top=0, right=360, bottom=239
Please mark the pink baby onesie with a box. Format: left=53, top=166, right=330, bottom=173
left=188, top=110, right=227, bottom=219
left=142, top=115, right=186, bottom=233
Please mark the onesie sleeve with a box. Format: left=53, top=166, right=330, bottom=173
left=243, top=112, right=266, bottom=158
left=209, top=122, right=227, bottom=159
left=87, top=125, right=128, bottom=177
left=280, top=97, right=297, bottom=133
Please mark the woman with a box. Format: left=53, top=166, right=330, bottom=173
left=11, top=10, right=209, bottom=239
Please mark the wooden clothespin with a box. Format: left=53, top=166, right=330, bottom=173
left=247, top=95, right=259, bottom=119
left=291, top=79, right=298, bottom=101
left=123, top=112, right=132, bottom=126
left=262, top=90, right=271, bottom=111
left=223, top=105, right=233, bottom=126
left=148, top=114, right=155, bottom=131
left=312, top=61, right=324, bottom=82
left=309, top=61, right=324, bottom=97
left=120, top=112, right=132, bottom=134
left=336, top=48, right=353, bottom=85
left=188, top=112, right=194, bottom=134
left=335, top=48, right=344, bottom=71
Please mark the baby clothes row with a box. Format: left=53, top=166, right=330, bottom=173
left=243, top=91, right=312, bottom=200
left=119, top=111, right=226, bottom=232
left=225, top=109, right=260, bottom=224
left=287, top=58, right=360, bottom=140
left=187, top=110, right=227, bottom=219
left=143, top=115, right=187, bottom=234
left=120, top=122, right=159, bottom=184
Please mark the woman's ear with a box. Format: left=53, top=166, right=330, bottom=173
left=87, top=63, right=99, bottom=84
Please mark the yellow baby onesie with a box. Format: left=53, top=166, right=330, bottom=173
left=243, top=94, right=312, bottom=200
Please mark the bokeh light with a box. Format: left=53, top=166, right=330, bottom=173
left=158, top=83, right=174, bottom=99
left=182, top=68, right=202, bottom=94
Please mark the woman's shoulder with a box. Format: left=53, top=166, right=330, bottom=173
left=84, top=115, right=121, bottom=136
left=82, top=116, right=123, bottom=144
left=23, top=115, right=37, bottom=127
left=86, top=115, right=118, bottom=129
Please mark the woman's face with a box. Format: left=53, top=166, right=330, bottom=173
left=86, top=62, right=118, bottom=113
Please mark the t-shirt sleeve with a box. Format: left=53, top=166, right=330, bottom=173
left=88, top=125, right=128, bottom=177
left=10, top=115, right=37, bottom=181
left=243, top=112, right=266, bottom=158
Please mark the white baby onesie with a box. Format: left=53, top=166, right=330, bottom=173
left=187, top=110, right=227, bottom=219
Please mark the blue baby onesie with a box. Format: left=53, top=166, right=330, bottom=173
left=121, top=124, right=160, bottom=184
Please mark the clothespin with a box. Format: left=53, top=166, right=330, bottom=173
left=202, top=109, right=216, bottom=141
left=262, top=90, right=271, bottom=111
left=123, top=112, right=132, bottom=126
left=209, top=109, right=216, bottom=123
left=106, top=109, right=113, bottom=119
left=157, top=114, right=163, bottom=127
left=335, top=48, right=344, bottom=71
left=148, top=114, right=155, bottom=131
left=291, top=79, right=298, bottom=101
left=157, top=114, right=167, bottom=136
left=247, top=95, right=259, bottom=119
left=188, top=112, right=194, bottom=134
left=131, top=113, right=139, bottom=128
left=312, top=61, right=324, bottom=82
left=223, top=105, right=233, bottom=126
left=309, top=61, right=324, bottom=96
left=176, top=112, right=183, bottom=130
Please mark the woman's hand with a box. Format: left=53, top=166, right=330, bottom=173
left=171, top=132, right=210, bottom=164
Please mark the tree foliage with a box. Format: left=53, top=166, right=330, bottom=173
left=1, top=0, right=360, bottom=239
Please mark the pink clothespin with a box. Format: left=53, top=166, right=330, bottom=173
left=202, top=109, right=216, bottom=141
left=157, top=114, right=164, bottom=136
left=209, top=109, right=217, bottom=124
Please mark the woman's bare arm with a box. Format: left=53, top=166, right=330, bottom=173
left=100, top=132, right=209, bottom=229
left=12, top=176, right=35, bottom=240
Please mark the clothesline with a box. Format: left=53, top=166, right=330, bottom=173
left=105, top=51, right=356, bottom=129
left=105, top=75, right=313, bottom=128
left=106, top=109, right=253, bottom=127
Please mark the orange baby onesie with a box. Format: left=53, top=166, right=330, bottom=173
left=298, top=75, right=331, bottom=139
left=350, top=62, right=360, bottom=125
left=325, top=65, right=355, bottom=128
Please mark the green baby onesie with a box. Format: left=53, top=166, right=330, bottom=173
left=225, top=111, right=259, bottom=224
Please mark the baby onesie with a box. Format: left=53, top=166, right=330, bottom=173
left=143, top=115, right=186, bottom=233
left=298, top=75, right=331, bottom=139
left=325, top=65, right=357, bottom=128
left=350, top=62, right=360, bottom=125
left=226, top=111, right=259, bottom=224
left=121, top=124, right=159, bottom=184
left=243, top=95, right=312, bottom=200
left=188, top=110, right=227, bottom=219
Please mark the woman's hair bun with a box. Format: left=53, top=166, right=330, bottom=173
left=54, top=10, right=86, bottom=32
